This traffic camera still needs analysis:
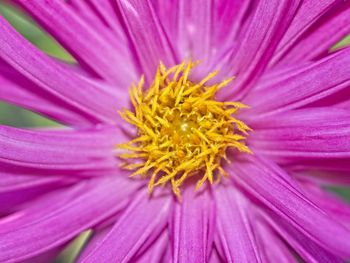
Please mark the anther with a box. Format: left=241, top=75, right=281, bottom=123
left=117, top=60, right=251, bottom=196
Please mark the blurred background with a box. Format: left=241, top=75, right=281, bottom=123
left=1, top=1, right=350, bottom=262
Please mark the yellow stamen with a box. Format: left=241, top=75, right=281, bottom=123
left=117, top=60, right=252, bottom=197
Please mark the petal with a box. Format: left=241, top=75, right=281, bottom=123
left=170, top=0, right=251, bottom=80
left=80, top=190, right=171, bottom=262
left=0, top=173, right=66, bottom=193
left=215, top=185, right=262, bottom=262
left=14, top=0, right=136, bottom=85
left=174, top=0, right=214, bottom=62
left=246, top=47, right=350, bottom=115
left=0, top=176, right=139, bottom=262
left=295, top=171, right=350, bottom=187
left=68, top=0, right=126, bottom=43
left=0, top=125, right=121, bottom=176
left=281, top=4, right=350, bottom=64
left=218, top=0, right=300, bottom=99
left=262, top=212, right=343, bottom=262
left=0, top=17, right=125, bottom=125
left=212, top=1, right=251, bottom=49
left=172, top=188, right=215, bottom=263
left=134, top=230, right=168, bottom=263
left=232, top=155, right=350, bottom=259
left=255, top=220, right=295, bottom=263
left=82, top=0, right=125, bottom=37
left=301, top=181, right=350, bottom=226
left=272, top=0, right=339, bottom=64
left=0, top=59, right=92, bottom=126
left=249, top=108, right=350, bottom=172
left=76, top=227, right=112, bottom=263
left=0, top=173, right=72, bottom=212
left=23, top=245, right=65, bottom=263
left=209, top=248, right=222, bottom=263
left=117, top=0, right=177, bottom=81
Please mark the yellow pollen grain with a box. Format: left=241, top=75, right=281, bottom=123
left=117, top=60, right=251, bottom=198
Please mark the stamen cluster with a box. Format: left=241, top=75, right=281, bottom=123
left=118, top=61, right=251, bottom=197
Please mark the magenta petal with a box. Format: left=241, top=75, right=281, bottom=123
left=246, top=47, right=350, bottom=114
left=0, top=173, right=66, bottom=193
left=215, top=185, right=262, bottom=262
left=0, top=60, right=92, bottom=126
left=0, top=125, right=121, bottom=176
left=15, top=0, right=136, bottom=85
left=232, top=155, right=350, bottom=259
left=282, top=5, right=350, bottom=64
left=172, top=188, right=214, bottom=263
left=175, top=0, right=213, bottom=62
left=22, top=245, right=65, bottom=263
left=117, top=0, right=177, bottom=81
left=209, top=248, right=222, bottom=263
left=212, top=1, right=250, bottom=49
left=79, top=0, right=126, bottom=38
left=0, top=17, right=126, bottom=124
left=76, top=227, right=112, bottom=263
left=0, top=176, right=138, bottom=262
left=295, top=171, right=350, bottom=187
left=80, top=191, right=171, bottom=262
left=255, top=220, right=295, bottom=263
left=262, top=212, right=342, bottom=262
left=219, top=0, right=300, bottom=99
left=0, top=173, right=72, bottom=212
left=135, top=230, right=168, bottom=263
left=302, top=181, right=350, bottom=226
left=273, top=0, right=339, bottom=64
left=249, top=108, right=350, bottom=172
left=67, top=0, right=127, bottom=49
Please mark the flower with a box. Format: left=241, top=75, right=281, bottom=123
left=1, top=0, right=350, bottom=262
left=118, top=60, right=252, bottom=197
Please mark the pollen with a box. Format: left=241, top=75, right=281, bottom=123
left=117, top=60, right=251, bottom=197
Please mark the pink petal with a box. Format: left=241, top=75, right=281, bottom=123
left=0, top=172, right=72, bottom=213
left=295, top=171, right=350, bottom=187
left=255, top=220, right=295, bottom=263
left=232, top=155, right=350, bottom=259
left=135, top=230, right=168, bottom=263
left=215, top=185, right=262, bottom=262
left=301, top=181, right=350, bottom=226
left=272, top=0, right=339, bottom=64
left=23, top=244, right=65, bottom=263
left=209, top=248, right=223, bottom=263
left=212, top=1, right=250, bottom=49
left=262, top=212, right=342, bottom=262
left=249, top=108, right=350, bottom=172
left=246, top=47, right=350, bottom=115
left=117, top=0, right=177, bottom=81
left=80, top=190, right=171, bottom=262
left=76, top=227, right=112, bottom=263
left=0, top=60, right=93, bottom=126
left=282, top=4, right=350, bottom=64
left=0, top=176, right=139, bottom=262
left=83, top=0, right=126, bottom=38
left=68, top=0, right=126, bottom=46
left=14, top=0, right=136, bottom=85
left=0, top=125, right=121, bottom=176
left=172, top=187, right=215, bottom=263
left=218, top=0, right=300, bottom=99
left=174, top=0, right=213, bottom=62
left=0, top=17, right=126, bottom=125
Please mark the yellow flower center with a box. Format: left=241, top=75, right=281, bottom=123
left=118, top=60, right=251, bottom=197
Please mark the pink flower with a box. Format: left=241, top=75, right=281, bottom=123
left=1, top=0, right=350, bottom=262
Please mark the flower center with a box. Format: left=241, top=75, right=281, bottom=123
left=118, top=60, right=251, bottom=197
